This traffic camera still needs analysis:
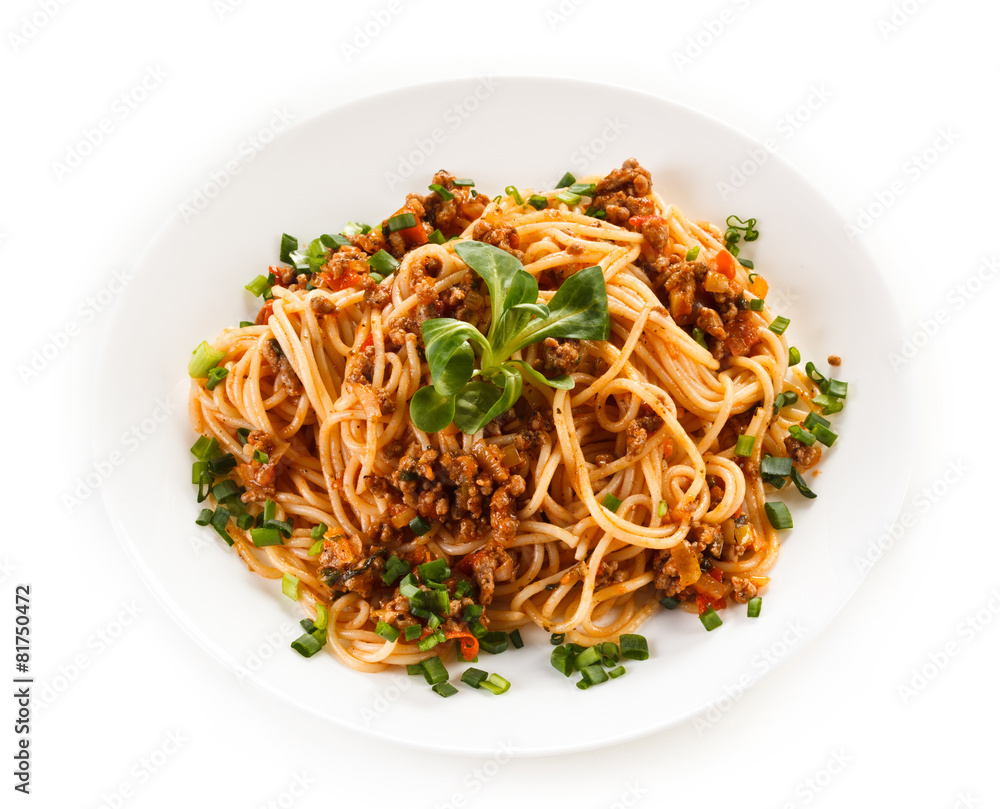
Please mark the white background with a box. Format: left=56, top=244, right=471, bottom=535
left=4, top=0, right=997, bottom=807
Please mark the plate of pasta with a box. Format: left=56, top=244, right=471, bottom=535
left=95, top=76, right=914, bottom=755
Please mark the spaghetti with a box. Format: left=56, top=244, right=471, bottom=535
left=187, top=159, right=844, bottom=673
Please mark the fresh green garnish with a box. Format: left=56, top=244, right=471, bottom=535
left=408, top=241, right=610, bottom=435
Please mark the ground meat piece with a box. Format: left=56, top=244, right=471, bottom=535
left=594, top=560, right=623, bottom=589
left=463, top=540, right=515, bottom=604
left=696, top=307, right=727, bottom=340
left=641, top=217, right=671, bottom=252
left=730, top=576, right=757, bottom=604
left=591, top=159, right=654, bottom=226
left=261, top=339, right=303, bottom=395
left=347, top=229, right=387, bottom=257
left=688, top=523, right=723, bottom=556
left=472, top=218, right=522, bottom=259
left=490, top=474, right=525, bottom=544
left=235, top=430, right=280, bottom=502
left=364, top=283, right=391, bottom=308
left=541, top=337, right=581, bottom=374
left=785, top=435, right=822, bottom=469
left=828, top=354, right=842, bottom=366
left=652, top=541, right=700, bottom=596
left=659, top=261, right=709, bottom=325
left=723, top=312, right=762, bottom=358
left=347, top=344, right=376, bottom=385
left=421, top=171, right=488, bottom=236
left=318, top=534, right=384, bottom=598
left=625, top=413, right=663, bottom=457
left=566, top=241, right=585, bottom=256
left=310, top=296, right=335, bottom=315
left=325, top=246, right=372, bottom=278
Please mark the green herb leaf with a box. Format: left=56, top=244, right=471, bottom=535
left=507, top=265, right=610, bottom=353
left=434, top=343, right=475, bottom=397
left=507, top=359, right=575, bottom=391
left=409, top=386, right=457, bottom=433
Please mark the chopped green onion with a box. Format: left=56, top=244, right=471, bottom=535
left=584, top=206, right=606, bottom=219
left=195, top=508, right=213, bottom=526
left=747, top=597, right=762, bottom=618
left=659, top=595, right=680, bottom=610
left=568, top=182, right=596, bottom=197
left=454, top=579, right=473, bottom=599
left=342, top=221, right=371, bottom=236
left=550, top=645, right=573, bottom=676
left=369, top=272, right=384, bottom=284
left=262, top=518, right=293, bottom=538
left=235, top=428, right=250, bottom=445
left=383, top=554, right=410, bottom=586
left=428, top=183, right=454, bottom=201
left=308, top=522, right=326, bottom=540
left=249, top=527, right=283, bottom=547
left=409, top=515, right=432, bottom=536
left=479, top=673, right=510, bottom=695
left=790, top=467, right=817, bottom=499
left=812, top=424, right=838, bottom=447
left=573, top=646, right=601, bottom=669
left=738, top=258, right=755, bottom=269
left=428, top=229, right=446, bottom=245
left=279, top=233, right=297, bottom=264
left=244, top=275, right=272, bottom=298
left=550, top=633, right=566, bottom=646
left=555, top=172, right=575, bottom=188
left=418, top=557, right=449, bottom=583
left=480, top=632, right=509, bottom=655
left=387, top=212, right=417, bottom=232
left=685, top=245, right=701, bottom=261
left=368, top=250, right=400, bottom=275
left=192, top=460, right=210, bottom=485
left=600, top=642, right=620, bottom=667
left=760, top=455, right=792, bottom=477
left=504, top=185, right=524, bottom=205
left=768, top=316, right=790, bottom=335
left=253, top=449, right=269, bottom=464
left=692, top=326, right=708, bottom=350
left=749, top=298, right=764, bottom=312
left=281, top=573, right=299, bottom=600
left=578, top=665, right=608, bottom=687
left=788, top=346, right=801, bottom=366
left=420, top=656, right=449, bottom=685
left=209, top=507, right=233, bottom=545
left=764, top=502, right=793, bottom=529
left=403, top=624, right=422, bottom=641
left=313, top=604, right=329, bottom=631
left=735, top=435, right=755, bottom=458
left=826, top=378, right=849, bottom=399
left=461, top=667, right=488, bottom=688
left=406, top=663, right=424, bottom=676
left=418, top=629, right=446, bottom=652
left=700, top=607, right=723, bottom=631
left=426, top=613, right=442, bottom=630
left=773, top=391, right=798, bottom=414
left=469, top=620, right=487, bottom=639
left=307, top=539, right=324, bottom=556
left=189, top=341, right=226, bottom=378
left=619, top=634, right=649, bottom=661
left=555, top=190, right=582, bottom=206
left=235, top=512, right=254, bottom=530
left=205, top=366, right=229, bottom=390
left=321, top=233, right=351, bottom=249
left=802, top=411, right=830, bottom=430
left=462, top=604, right=483, bottom=622
left=602, top=493, right=622, bottom=513
left=608, top=665, right=626, bottom=679
left=788, top=424, right=817, bottom=446
left=453, top=178, right=474, bottom=187
left=374, top=620, right=400, bottom=642
left=432, top=682, right=458, bottom=698
left=211, top=479, right=242, bottom=501
left=290, top=631, right=324, bottom=658
left=812, top=394, right=844, bottom=415
left=509, top=629, right=524, bottom=649
left=208, top=453, right=236, bottom=475
left=527, top=194, right=548, bottom=210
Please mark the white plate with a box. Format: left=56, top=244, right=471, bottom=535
left=95, top=76, right=915, bottom=756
